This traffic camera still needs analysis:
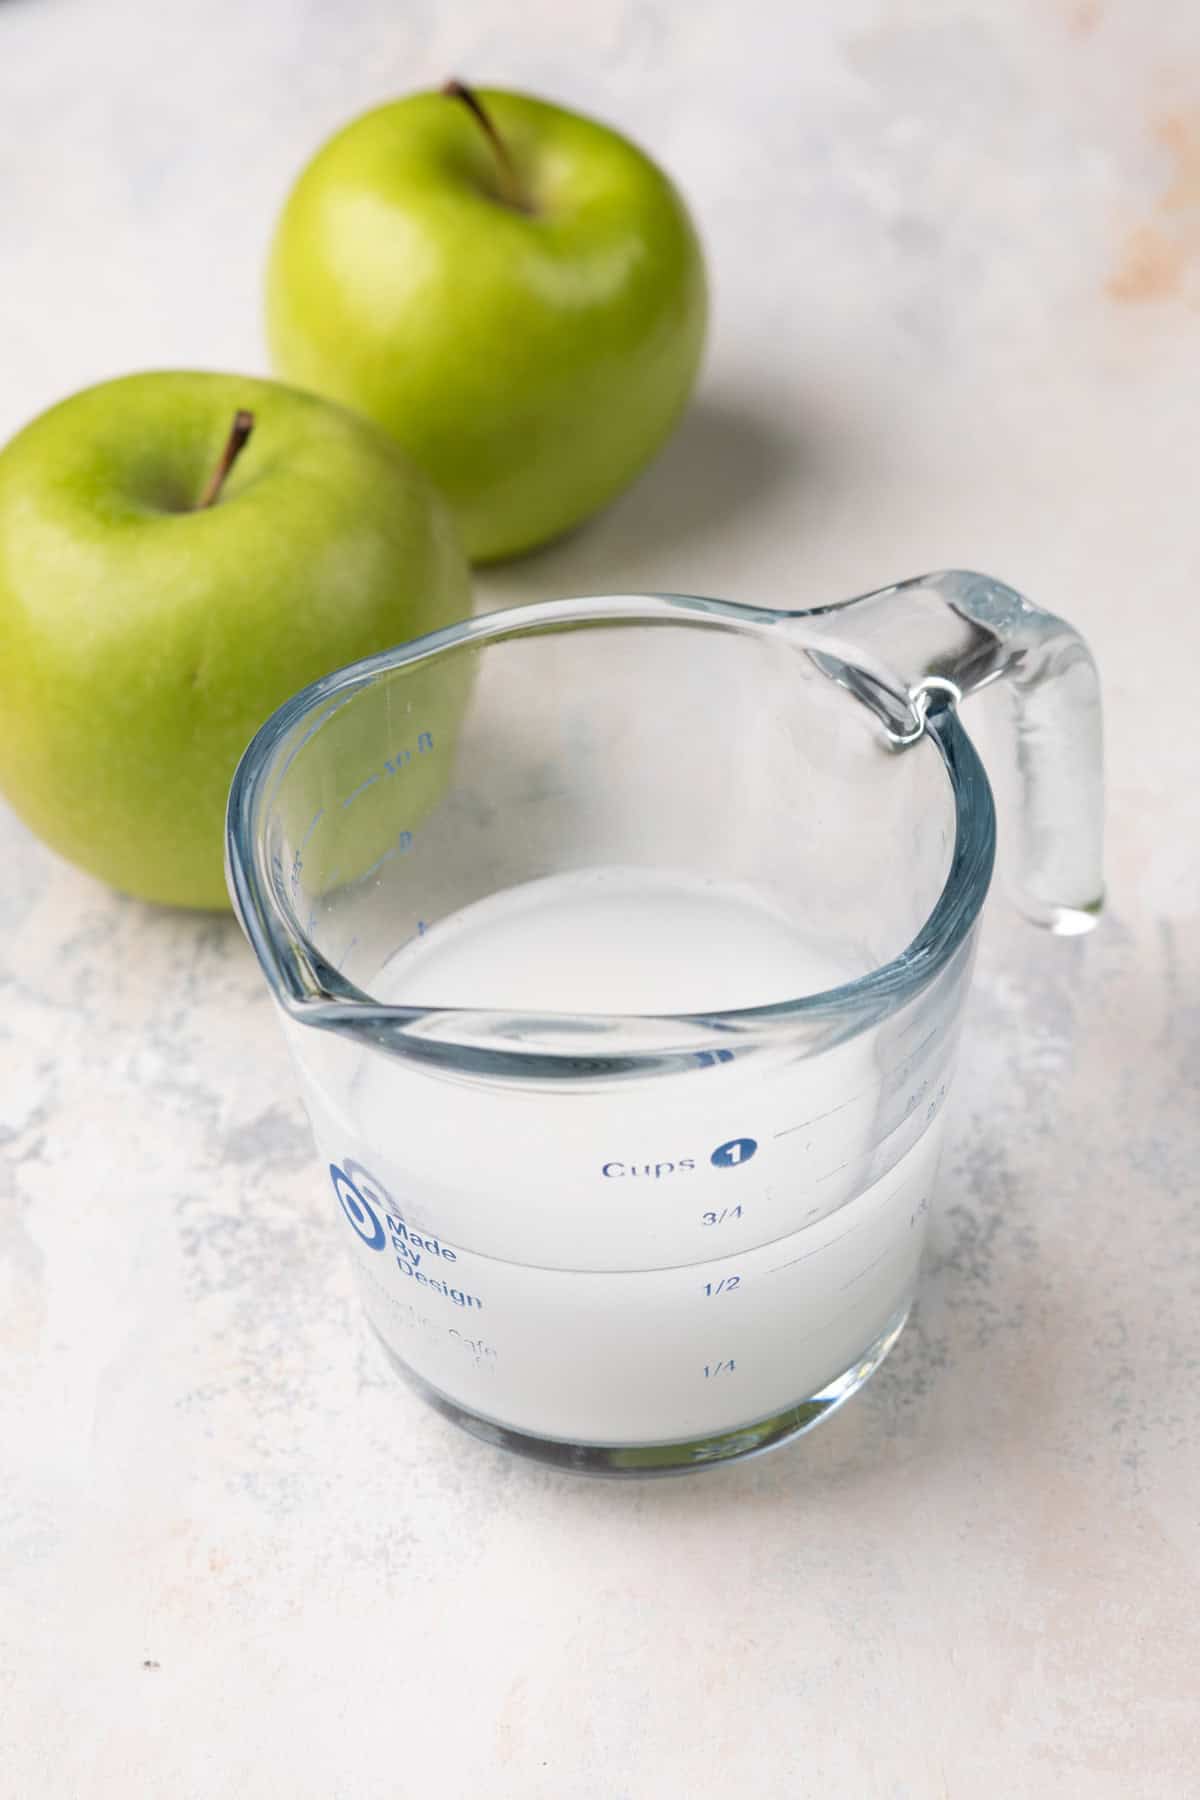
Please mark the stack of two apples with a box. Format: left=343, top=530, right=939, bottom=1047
left=0, top=86, right=707, bottom=906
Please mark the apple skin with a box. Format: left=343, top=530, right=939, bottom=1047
left=0, top=371, right=471, bottom=909
left=266, top=88, right=708, bottom=563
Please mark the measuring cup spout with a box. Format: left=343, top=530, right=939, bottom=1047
left=795, top=570, right=1104, bottom=934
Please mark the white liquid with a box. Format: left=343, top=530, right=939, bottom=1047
left=302, top=870, right=951, bottom=1447
left=379, top=867, right=851, bottom=1014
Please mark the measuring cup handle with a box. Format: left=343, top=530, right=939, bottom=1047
left=803, top=569, right=1104, bottom=934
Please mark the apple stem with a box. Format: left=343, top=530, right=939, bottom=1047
left=442, top=79, right=530, bottom=212
left=199, top=410, right=255, bottom=509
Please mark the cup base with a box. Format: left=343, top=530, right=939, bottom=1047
left=370, top=1304, right=911, bottom=1477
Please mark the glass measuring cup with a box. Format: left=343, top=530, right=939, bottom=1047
left=227, top=570, right=1103, bottom=1473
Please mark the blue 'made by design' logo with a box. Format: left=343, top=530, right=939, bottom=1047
left=329, top=1161, right=386, bottom=1250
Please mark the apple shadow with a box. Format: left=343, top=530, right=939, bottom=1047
left=476, top=389, right=804, bottom=604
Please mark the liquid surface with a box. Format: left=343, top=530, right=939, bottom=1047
left=370, top=867, right=857, bottom=1015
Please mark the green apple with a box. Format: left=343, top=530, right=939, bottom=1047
left=0, top=371, right=471, bottom=909
left=266, top=83, right=708, bottom=563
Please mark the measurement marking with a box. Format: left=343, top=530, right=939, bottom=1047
left=341, top=771, right=383, bottom=810
left=765, top=1217, right=864, bottom=1273
left=839, top=1238, right=904, bottom=1291
left=359, top=830, right=414, bottom=883
left=816, top=1155, right=859, bottom=1184
left=335, top=736, right=434, bottom=812
left=772, top=1028, right=942, bottom=1139
left=897, top=1025, right=939, bottom=1068
left=762, top=1172, right=921, bottom=1276
left=773, top=1092, right=861, bottom=1139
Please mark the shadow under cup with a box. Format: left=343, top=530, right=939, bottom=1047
left=227, top=593, right=996, bottom=1473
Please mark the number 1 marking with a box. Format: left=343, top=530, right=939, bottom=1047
left=711, top=1138, right=758, bottom=1168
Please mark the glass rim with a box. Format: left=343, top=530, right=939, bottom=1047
left=225, top=591, right=997, bottom=1069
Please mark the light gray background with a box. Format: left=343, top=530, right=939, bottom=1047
left=2, top=1, right=1197, bottom=1794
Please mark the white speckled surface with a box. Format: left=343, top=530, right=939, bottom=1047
left=2, top=1, right=1198, bottom=1793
